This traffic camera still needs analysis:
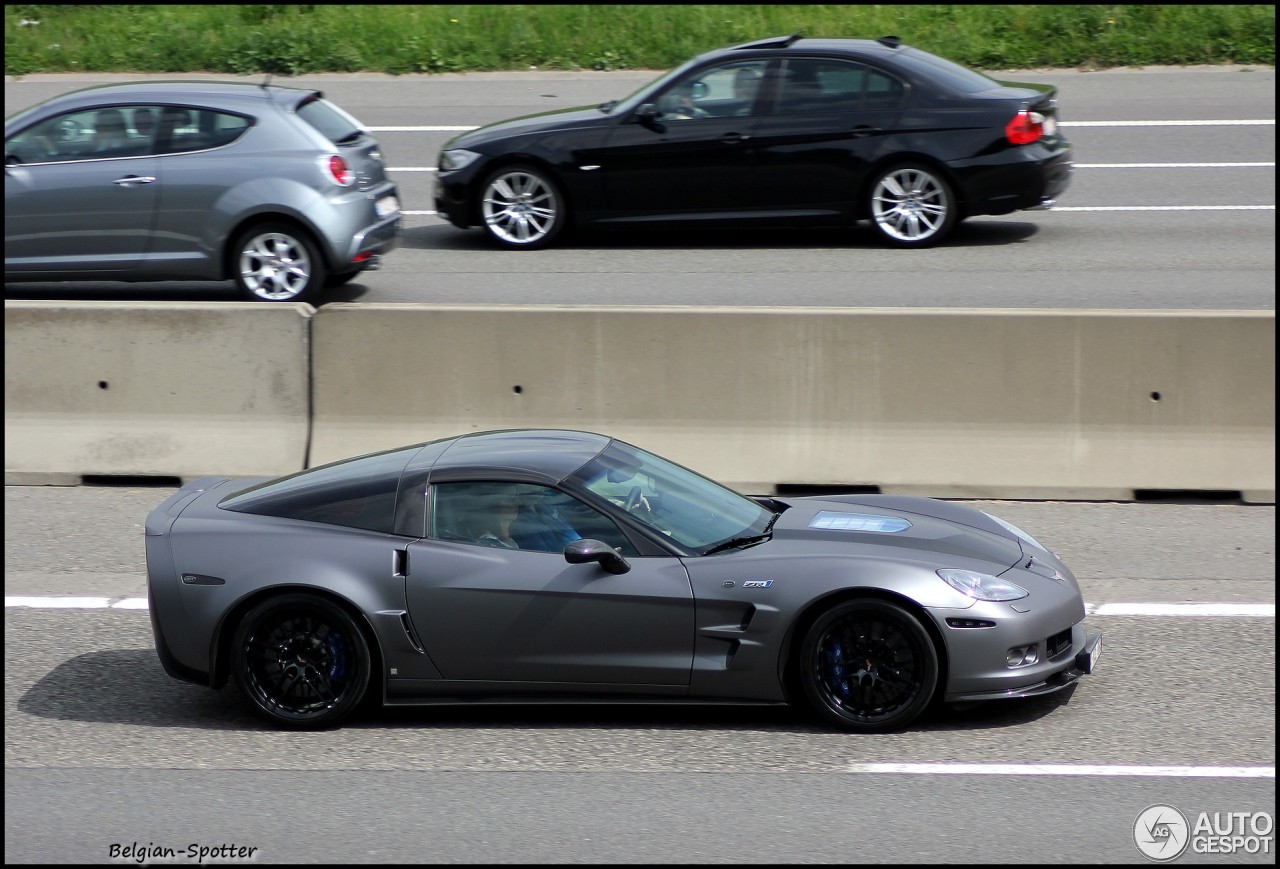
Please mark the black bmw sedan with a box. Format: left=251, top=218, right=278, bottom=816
left=434, top=35, right=1073, bottom=250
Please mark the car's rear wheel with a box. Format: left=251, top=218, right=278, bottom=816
left=799, top=598, right=938, bottom=732
left=233, top=222, right=326, bottom=303
left=232, top=594, right=371, bottom=729
left=867, top=163, right=957, bottom=248
left=479, top=164, right=566, bottom=249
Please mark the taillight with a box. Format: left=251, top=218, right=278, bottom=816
left=1005, top=110, right=1045, bottom=145
left=326, top=155, right=354, bottom=186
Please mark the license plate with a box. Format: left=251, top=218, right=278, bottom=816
left=1088, top=635, right=1102, bottom=672
left=375, top=195, right=400, bottom=218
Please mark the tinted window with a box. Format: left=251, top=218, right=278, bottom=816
left=895, top=48, right=1002, bottom=95
left=296, top=95, right=364, bottom=144
left=655, top=59, right=769, bottom=120
left=156, top=106, right=251, bottom=155
left=431, top=481, right=637, bottom=555
left=6, top=105, right=158, bottom=164
left=219, top=445, right=419, bottom=534
left=775, top=59, right=903, bottom=114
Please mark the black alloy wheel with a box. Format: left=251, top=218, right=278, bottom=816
left=800, top=598, right=938, bottom=732
left=232, top=594, right=371, bottom=729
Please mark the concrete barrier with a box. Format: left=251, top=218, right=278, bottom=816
left=4, top=301, right=312, bottom=482
left=310, top=305, right=1275, bottom=503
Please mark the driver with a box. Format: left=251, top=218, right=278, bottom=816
left=662, top=81, right=708, bottom=120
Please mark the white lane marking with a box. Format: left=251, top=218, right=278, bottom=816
left=1093, top=602, right=1274, bottom=616
left=1076, top=162, right=1275, bottom=168
left=1052, top=205, right=1275, bottom=211
left=6, top=597, right=1274, bottom=614
left=394, top=163, right=1275, bottom=172
left=849, top=763, right=1276, bottom=777
left=369, top=120, right=1276, bottom=133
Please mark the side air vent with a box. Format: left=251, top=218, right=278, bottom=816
left=740, top=604, right=757, bottom=632
left=399, top=612, right=425, bottom=653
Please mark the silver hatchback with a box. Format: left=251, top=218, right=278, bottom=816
left=4, top=80, right=401, bottom=303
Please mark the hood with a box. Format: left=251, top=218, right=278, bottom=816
left=770, top=494, right=1024, bottom=573
left=447, top=104, right=611, bottom=150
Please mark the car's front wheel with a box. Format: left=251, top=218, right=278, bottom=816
left=799, top=598, right=938, bottom=732
left=867, top=163, right=957, bottom=248
left=232, top=594, right=372, bottom=729
left=233, top=222, right=326, bottom=302
left=479, top=164, right=566, bottom=249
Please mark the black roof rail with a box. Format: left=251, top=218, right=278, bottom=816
left=730, top=33, right=804, bottom=51
left=877, top=35, right=903, bottom=48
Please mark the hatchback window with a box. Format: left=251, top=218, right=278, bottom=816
left=296, top=96, right=366, bottom=145
left=155, top=106, right=251, bottom=155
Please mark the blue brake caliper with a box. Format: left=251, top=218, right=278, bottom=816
left=826, top=641, right=849, bottom=696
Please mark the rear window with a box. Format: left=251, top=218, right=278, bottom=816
left=295, top=95, right=365, bottom=145
left=219, top=445, right=419, bottom=534
left=896, top=48, right=1003, bottom=96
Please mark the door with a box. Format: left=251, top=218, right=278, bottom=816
left=5, top=105, right=160, bottom=274
left=404, top=480, right=695, bottom=685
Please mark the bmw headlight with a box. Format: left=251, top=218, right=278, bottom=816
left=938, top=569, right=1028, bottom=602
left=982, top=511, right=1049, bottom=553
left=439, top=148, right=481, bottom=172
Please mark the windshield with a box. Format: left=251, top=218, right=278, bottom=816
left=607, top=59, right=701, bottom=115
left=570, top=441, right=774, bottom=553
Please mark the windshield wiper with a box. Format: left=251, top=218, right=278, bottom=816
left=703, top=509, right=782, bottom=556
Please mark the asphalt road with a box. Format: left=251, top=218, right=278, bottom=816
left=4, top=66, right=1276, bottom=309
left=4, top=486, right=1275, bottom=863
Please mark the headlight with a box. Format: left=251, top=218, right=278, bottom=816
left=439, top=148, right=481, bottom=172
left=982, top=511, right=1049, bottom=553
left=938, top=568, right=1028, bottom=602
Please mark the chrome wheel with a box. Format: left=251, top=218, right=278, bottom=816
left=480, top=166, right=564, bottom=248
left=801, top=599, right=937, bottom=731
left=233, top=595, right=370, bottom=728
left=234, top=223, right=324, bottom=302
left=869, top=164, right=956, bottom=247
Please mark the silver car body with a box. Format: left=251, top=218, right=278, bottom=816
left=5, top=80, right=400, bottom=298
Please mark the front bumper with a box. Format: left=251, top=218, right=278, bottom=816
left=947, top=631, right=1101, bottom=702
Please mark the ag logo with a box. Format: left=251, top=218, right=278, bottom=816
left=742, top=580, right=773, bottom=589
left=1134, top=804, right=1190, bottom=861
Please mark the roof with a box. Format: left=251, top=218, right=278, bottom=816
left=411, top=429, right=612, bottom=483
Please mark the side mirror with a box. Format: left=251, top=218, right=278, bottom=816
left=634, top=103, right=664, bottom=131
left=564, top=538, right=631, bottom=575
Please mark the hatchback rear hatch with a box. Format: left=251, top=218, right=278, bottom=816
left=292, top=91, right=392, bottom=191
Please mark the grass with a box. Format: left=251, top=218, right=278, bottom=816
left=4, top=4, right=1275, bottom=77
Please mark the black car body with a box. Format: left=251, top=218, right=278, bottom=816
left=435, top=35, right=1073, bottom=249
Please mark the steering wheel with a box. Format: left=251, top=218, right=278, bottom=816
left=625, top=486, right=644, bottom=512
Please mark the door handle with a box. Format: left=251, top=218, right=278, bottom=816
left=851, top=126, right=881, bottom=138
left=720, top=132, right=751, bottom=144
left=112, top=175, right=156, bottom=186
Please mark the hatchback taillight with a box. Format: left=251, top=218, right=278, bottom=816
left=326, top=155, right=354, bottom=186
left=1005, top=110, right=1046, bottom=145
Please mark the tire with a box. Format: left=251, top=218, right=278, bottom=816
left=232, top=221, right=326, bottom=302
left=232, top=594, right=372, bottom=729
left=867, top=163, right=957, bottom=248
left=478, top=163, right=566, bottom=249
left=799, top=598, right=938, bottom=732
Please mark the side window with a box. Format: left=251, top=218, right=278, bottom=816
left=5, top=105, right=159, bottom=165
left=655, top=60, right=769, bottom=121
left=431, top=482, right=638, bottom=556
left=219, top=446, right=419, bottom=534
left=156, top=106, right=251, bottom=155
left=775, top=59, right=904, bottom=114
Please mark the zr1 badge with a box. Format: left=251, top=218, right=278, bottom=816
left=742, top=580, right=774, bottom=588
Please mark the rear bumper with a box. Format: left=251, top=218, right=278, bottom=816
left=952, top=142, right=1073, bottom=216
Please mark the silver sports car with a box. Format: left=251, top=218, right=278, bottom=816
left=145, top=429, right=1101, bottom=731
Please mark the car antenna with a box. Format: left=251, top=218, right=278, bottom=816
left=877, top=35, right=903, bottom=49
